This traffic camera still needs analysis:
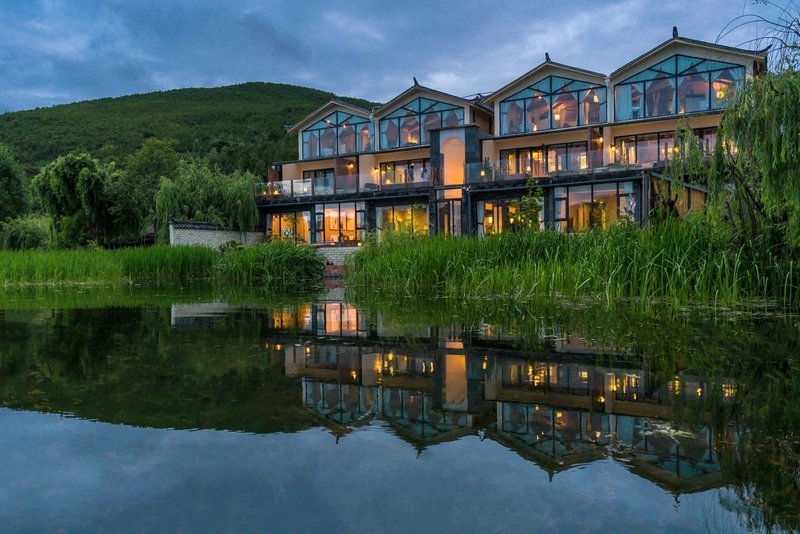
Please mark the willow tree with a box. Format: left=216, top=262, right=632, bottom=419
left=711, top=2, right=800, bottom=247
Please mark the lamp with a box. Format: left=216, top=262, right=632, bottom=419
left=597, top=136, right=604, bottom=144
left=554, top=112, right=561, bottom=123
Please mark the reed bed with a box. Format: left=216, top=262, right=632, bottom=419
left=0, top=242, right=325, bottom=288
left=347, top=217, right=800, bottom=308
left=214, top=241, right=326, bottom=287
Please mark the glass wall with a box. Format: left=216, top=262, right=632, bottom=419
left=379, top=159, right=431, bottom=186
left=302, top=111, right=373, bottom=159
left=436, top=191, right=462, bottom=236
left=499, top=76, right=607, bottom=135
left=269, top=210, right=311, bottom=242
left=499, top=142, right=588, bottom=177
left=615, top=55, right=744, bottom=121
left=303, top=169, right=335, bottom=195
left=614, top=128, right=717, bottom=165
left=376, top=204, right=429, bottom=236
left=314, top=202, right=365, bottom=244
left=552, top=181, right=638, bottom=231
left=379, top=97, right=464, bottom=149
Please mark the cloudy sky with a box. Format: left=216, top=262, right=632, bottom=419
left=0, top=0, right=780, bottom=113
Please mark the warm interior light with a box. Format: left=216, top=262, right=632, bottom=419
left=305, top=346, right=311, bottom=354
left=275, top=344, right=282, bottom=351
left=532, top=124, right=538, bottom=132
left=526, top=165, right=532, bottom=172
left=480, top=169, right=486, bottom=177
left=350, top=370, right=357, bottom=380
left=556, top=411, right=563, bottom=418
left=554, top=112, right=561, bottom=123
left=597, top=136, right=604, bottom=144
left=696, top=387, right=703, bottom=397
left=611, top=145, right=616, bottom=152
left=592, top=93, right=599, bottom=103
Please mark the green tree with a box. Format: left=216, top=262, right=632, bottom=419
left=0, top=144, right=27, bottom=221
left=30, top=153, right=117, bottom=246
left=154, top=159, right=259, bottom=242
left=509, top=177, right=544, bottom=231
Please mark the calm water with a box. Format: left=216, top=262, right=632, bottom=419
left=0, top=287, right=798, bottom=533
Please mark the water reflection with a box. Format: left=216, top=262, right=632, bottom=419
left=0, top=291, right=797, bottom=532
left=260, top=299, right=750, bottom=497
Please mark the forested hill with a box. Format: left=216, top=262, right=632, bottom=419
left=0, top=82, right=378, bottom=176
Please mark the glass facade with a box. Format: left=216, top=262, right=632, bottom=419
left=615, top=128, right=717, bottom=165
left=499, top=76, right=607, bottom=135
left=378, top=159, right=431, bottom=186
left=500, top=142, right=589, bottom=177
left=376, top=204, right=429, bottom=237
left=314, top=202, right=365, bottom=244
left=615, top=55, right=744, bottom=121
left=553, top=181, right=637, bottom=231
left=302, top=111, right=373, bottom=159
left=269, top=210, right=311, bottom=242
left=379, top=97, right=464, bottom=149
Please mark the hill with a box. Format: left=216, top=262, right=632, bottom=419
left=0, top=82, right=379, bottom=176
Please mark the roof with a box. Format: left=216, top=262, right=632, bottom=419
left=373, top=84, right=482, bottom=119
left=169, top=220, right=221, bottom=230
left=484, top=59, right=607, bottom=105
left=287, top=99, right=373, bottom=135
left=609, top=36, right=769, bottom=79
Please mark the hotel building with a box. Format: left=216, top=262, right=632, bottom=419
left=258, top=30, right=767, bottom=246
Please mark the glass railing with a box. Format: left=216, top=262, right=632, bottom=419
left=258, top=170, right=437, bottom=200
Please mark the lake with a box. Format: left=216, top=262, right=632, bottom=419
left=0, top=286, right=798, bottom=533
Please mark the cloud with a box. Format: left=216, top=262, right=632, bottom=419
left=0, top=0, right=782, bottom=112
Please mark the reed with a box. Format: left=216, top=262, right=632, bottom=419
left=0, top=242, right=325, bottom=288
left=214, top=241, right=326, bottom=288
left=347, top=217, right=800, bottom=308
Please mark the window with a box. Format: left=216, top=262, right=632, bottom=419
left=615, top=55, right=744, bottom=121
left=379, top=159, right=430, bottom=186
left=477, top=198, right=542, bottom=236
left=302, top=111, right=373, bottom=159
left=315, top=202, right=365, bottom=244
left=303, top=169, right=334, bottom=195
left=380, top=97, right=464, bottom=149
left=269, top=211, right=311, bottom=242
left=376, top=204, right=428, bottom=236
left=499, top=76, right=607, bottom=135
left=614, top=128, right=717, bottom=165
left=501, top=144, right=586, bottom=178
left=552, top=181, right=639, bottom=231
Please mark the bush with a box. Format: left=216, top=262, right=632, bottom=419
left=215, top=240, right=326, bottom=288
left=0, top=216, right=51, bottom=251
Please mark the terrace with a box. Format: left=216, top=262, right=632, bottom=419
left=257, top=169, right=437, bottom=200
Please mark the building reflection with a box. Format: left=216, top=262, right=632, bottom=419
left=259, top=301, right=737, bottom=493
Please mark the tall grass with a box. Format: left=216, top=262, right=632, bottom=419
left=347, top=217, right=800, bottom=308
left=0, top=242, right=325, bottom=288
left=215, top=241, right=326, bottom=287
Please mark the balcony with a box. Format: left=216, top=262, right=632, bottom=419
left=258, top=171, right=436, bottom=200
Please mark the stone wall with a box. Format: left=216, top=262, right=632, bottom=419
left=169, top=223, right=263, bottom=250
left=317, top=246, right=359, bottom=265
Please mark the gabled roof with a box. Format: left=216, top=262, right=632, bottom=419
left=610, top=35, right=769, bottom=80
left=287, top=99, right=373, bottom=134
left=373, top=84, right=478, bottom=119
left=484, top=60, right=607, bottom=106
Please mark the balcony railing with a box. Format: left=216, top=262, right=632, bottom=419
left=258, top=170, right=437, bottom=200
left=464, top=160, right=662, bottom=185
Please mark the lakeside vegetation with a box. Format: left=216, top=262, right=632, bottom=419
left=0, top=242, right=325, bottom=288
left=347, top=217, right=799, bottom=308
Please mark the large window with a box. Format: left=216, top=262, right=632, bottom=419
left=500, top=142, right=588, bottom=177
left=614, top=128, right=717, bottom=165
left=379, top=159, right=431, bottom=186
left=499, top=76, right=607, bottom=135
left=376, top=204, right=428, bottom=236
left=315, top=202, right=365, bottom=244
left=615, top=55, right=744, bottom=121
left=303, top=169, right=335, bottom=196
left=269, top=210, right=311, bottom=242
left=302, top=111, right=373, bottom=159
left=380, top=97, right=464, bottom=149
left=476, top=198, right=543, bottom=236
left=553, top=181, right=638, bottom=231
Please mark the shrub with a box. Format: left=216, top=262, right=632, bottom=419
left=0, top=216, right=51, bottom=251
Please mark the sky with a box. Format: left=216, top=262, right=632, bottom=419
left=0, top=0, right=782, bottom=113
